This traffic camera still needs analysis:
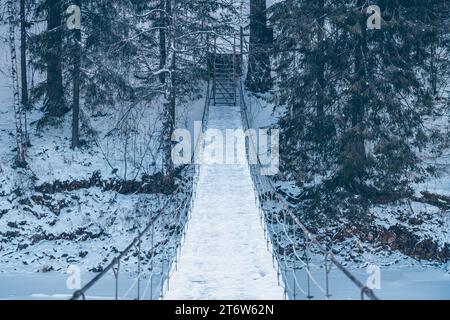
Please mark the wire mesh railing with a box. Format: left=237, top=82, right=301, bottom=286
left=70, top=80, right=211, bottom=300
left=238, top=78, right=378, bottom=301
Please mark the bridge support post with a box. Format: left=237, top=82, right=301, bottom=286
left=160, top=259, right=165, bottom=299
left=213, top=36, right=217, bottom=105
left=150, top=274, right=154, bottom=300
left=233, top=33, right=237, bottom=105
left=305, top=240, right=313, bottom=300
left=112, top=258, right=120, bottom=300
left=136, top=240, right=141, bottom=300
left=166, top=257, right=170, bottom=291
left=292, top=266, right=297, bottom=300
left=240, top=26, right=244, bottom=76
left=150, top=222, right=155, bottom=300
left=325, top=253, right=332, bottom=299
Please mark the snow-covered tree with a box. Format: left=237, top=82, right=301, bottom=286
left=272, top=0, right=449, bottom=220
left=246, top=0, right=272, bottom=93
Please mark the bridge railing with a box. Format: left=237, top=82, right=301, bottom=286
left=70, top=80, right=211, bottom=300
left=238, top=78, right=378, bottom=301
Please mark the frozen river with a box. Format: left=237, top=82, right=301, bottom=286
left=0, top=266, right=449, bottom=300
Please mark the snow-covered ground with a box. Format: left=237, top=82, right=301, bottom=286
left=0, top=26, right=204, bottom=298
left=164, top=103, right=284, bottom=300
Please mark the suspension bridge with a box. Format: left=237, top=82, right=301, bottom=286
left=70, top=32, right=378, bottom=301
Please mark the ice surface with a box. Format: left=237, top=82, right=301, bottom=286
left=283, top=266, right=450, bottom=300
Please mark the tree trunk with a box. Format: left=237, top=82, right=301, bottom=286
left=20, top=0, right=28, bottom=111
left=343, top=0, right=368, bottom=186
left=315, top=0, right=326, bottom=127
left=7, top=0, right=27, bottom=167
left=159, top=0, right=167, bottom=84
left=162, top=0, right=175, bottom=185
left=430, top=42, right=438, bottom=96
left=71, top=1, right=81, bottom=149
left=20, top=0, right=30, bottom=146
left=46, top=0, right=65, bottom=117
left=246, top=0, right=272, bottom=93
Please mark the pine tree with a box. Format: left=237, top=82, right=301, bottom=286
left=44, top=0, right=66, bottom=117
left=271, top=0, right=342, bottom=189
left=272, top=0, right=447, bottom=220
left=246, top=0, right=272, bottom=93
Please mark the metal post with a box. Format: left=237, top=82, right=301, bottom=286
left=361, top=287, right=367, bottom=300
left=112, top=258, right=120, bottom=300
left=150, top=274, right=154, bottom=300
left=277, top=262, right=281, bottom=286
left=206, top=33, right=210, bottom=64
left=293, top=268, right=296, bottom=300
left=160, top=258, right=165, bottom=299
left=325, top=253, right=332, bottom=299
left=136, top=240, right=141, bottom=300
left=165, top=257, right=170, bottom=291
left=240, top=26, right=244, bottom=76
left=175, top=243, right=178, bottom=272
left=233, top=33, right=236, bottom=81
left=233, top=33, right=237, bottom=105
left=150, top=220, right=155, bottom=300
left=305, top=240, right=313, bottom=299
left=293, top=225, right=297, bottom=300
left=213, top=36, right=217, bottom=105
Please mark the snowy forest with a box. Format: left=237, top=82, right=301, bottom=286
left=0, top=0, right=449, bottom=300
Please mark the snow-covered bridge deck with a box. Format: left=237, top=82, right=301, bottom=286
left=164, top=103, right=283, bottom=300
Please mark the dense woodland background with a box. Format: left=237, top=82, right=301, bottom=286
left=0, top=0, right=450, bottom=268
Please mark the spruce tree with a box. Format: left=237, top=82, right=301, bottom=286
left=246, top=0, right=272, bottom=93
left=272, top=0, right=448, bottom=220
